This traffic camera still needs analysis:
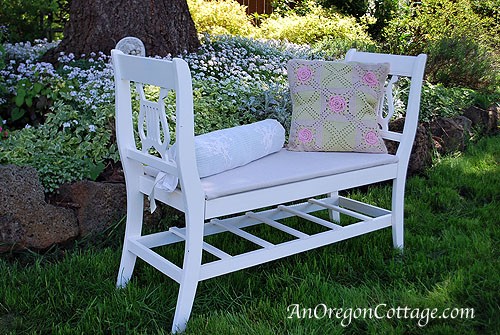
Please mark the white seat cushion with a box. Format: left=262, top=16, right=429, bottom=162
left=201, top=149, right=398, bottom=199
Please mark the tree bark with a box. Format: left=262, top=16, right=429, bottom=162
left=43, top=0, right=200, bottom=61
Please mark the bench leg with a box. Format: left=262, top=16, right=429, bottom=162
left=171, top=209, right=204, bottom=333
left=391, top=179, right=404, bottom=250
left=116, top=190, right=144, bottom=288
left=328, top=191, right=341, bottom=223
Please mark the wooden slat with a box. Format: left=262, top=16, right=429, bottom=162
left=127, top=148, right=178, bottom=176
left=277, top=205, right=342, bottom=230
left=170, top=227, right=231, bottom=260
left=211, top=219, right=275, bottom=248
left=128, top=239, right=182, bottom=283
left=200, top=216, right=392, bottom=281
left=380, top=130, right=403, bottom=142
left=338, top=196, right=391, bottom=217
left=308, top=199, right=373, bottom=221
left=245, top=212, right=309, bottom=239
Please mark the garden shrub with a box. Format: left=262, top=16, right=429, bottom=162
left=256, top=7, right=373, bottom=47
left=270, top=0, right=317, bottom=16
left=187, top=0, right=255, bottom=37
left=318, top=0, right=397, bottom=41
left=311, top=36, right=379, bottom=59
left=426, top=36, right=498, bottom=91
left=383, top=0, right=499, bottom=91
left=470, top=0, right=500, bottom=49
left=392, top=79, right=484, bottom=122
left=0, top=0, right=69, bottom=43
left=383, top=0, right=492, bottom=55
left=0, top=102, right=119, bottom=192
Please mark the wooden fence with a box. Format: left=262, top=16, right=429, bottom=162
left=236, top=0, right=273, bottom=15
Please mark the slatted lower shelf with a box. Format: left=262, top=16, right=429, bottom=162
left=130, top=196, right=392, bottom=282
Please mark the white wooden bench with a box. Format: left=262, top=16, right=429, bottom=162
left=111, top=48, right=426, bottom=333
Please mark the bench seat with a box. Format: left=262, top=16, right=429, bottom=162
left=145, top=149, right=398, bottom=200
left=200, top=149, right=398, bottom=199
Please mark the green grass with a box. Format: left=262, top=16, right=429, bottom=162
left=1, top=135, right=499, bottom=334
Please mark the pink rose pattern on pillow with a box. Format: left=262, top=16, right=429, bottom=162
left=287, top=59, right=390, bottom=153
left=296, top=65, right=313, bottom=82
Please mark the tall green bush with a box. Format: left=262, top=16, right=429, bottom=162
left=256, top=7, right=374, bottom=47
left=187, top=0, right=255, bottom=37
left=383, top=0, right=498, bottom=91
left=270, top=0, right=317, bottom=16
left=318, top=0, right=397, bottom=40
left=470, top=0, right=500, bottom=49
left=383, top=0, right=491, bottom=55
left=0, top=0, right=69, bottom=42
left=318, top=0, right=368, bottom=18
left=426, top=36, right=497, bottom=90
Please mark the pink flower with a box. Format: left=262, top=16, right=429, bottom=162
left=365, top=131, right=379, bottom=145
left=296, top=66, right=312, bottom=82
left=298, top=128, right=314, bottom=143
left=328, top=95, right=346, bottom=113
left=362, top=71, right=379, bottom=87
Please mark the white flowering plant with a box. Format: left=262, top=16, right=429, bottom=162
left=0, top=35, right=326, bottom=192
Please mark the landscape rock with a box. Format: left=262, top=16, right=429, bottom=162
left=0, top=165, right=78, bottom=252
left=463, top=105, right=498, bottom=134
left=428, top=116, right=471, bottom=154
left=387, top=118, right=434, bottom=175
left=57, top=181, right=127, bottom=236
left=56, top=180, right=166, bottom=236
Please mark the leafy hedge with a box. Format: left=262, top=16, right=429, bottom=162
left=383, top=0, right=499, bottom=91
left=256, top=7, right=374, bottom=47
left=187, top=0, right=255, bottom=37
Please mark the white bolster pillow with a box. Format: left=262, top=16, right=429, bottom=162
left=154, top=119, right=285, bottom=195
left=194, top=118, right=285, bottom=178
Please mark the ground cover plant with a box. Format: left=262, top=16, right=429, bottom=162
left=0, top=135, right=498, bottom=334
left=0, top=36, right=318, bottom=191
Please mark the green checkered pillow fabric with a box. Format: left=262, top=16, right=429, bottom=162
left=287, top=59, right=390, bottom=153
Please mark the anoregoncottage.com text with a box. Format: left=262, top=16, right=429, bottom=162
left=287, top=303, right=475, bottom=327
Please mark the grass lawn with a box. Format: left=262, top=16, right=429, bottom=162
left=1, top=135, right=499, bottom=334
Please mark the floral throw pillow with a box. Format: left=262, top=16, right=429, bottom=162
left=287, top=59, right=390, bottom=153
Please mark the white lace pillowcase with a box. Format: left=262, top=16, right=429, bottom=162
left=194, top=119, right=285, bottom=177
left=157, top=119, right=285, bottom=191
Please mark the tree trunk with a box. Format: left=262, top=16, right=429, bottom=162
left=43, top=0, right=200, bottom=61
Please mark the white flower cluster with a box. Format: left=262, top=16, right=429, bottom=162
left=182, top=34, right=316, bottom=84
left=2, top=58, right=58, bottom=94
left=3, top=39, right=60, bottom=62
left=1, top=39, right=115, bottom=111
left=58, top=51, right=115, bottom=110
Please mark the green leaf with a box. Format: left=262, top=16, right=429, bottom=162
left=87, top=161, right=105, bottom=181
left=11, top=107, right=26, bottom=121
left=25, top=96, right=33, bottom=107
left=34, top=82, right=43, bottom=94
left=15, top=91, right=26, bottom=107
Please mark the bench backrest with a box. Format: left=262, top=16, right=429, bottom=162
left=112, top=49, right=202, bottom=196
left=345, top=49, right=427, bottom=166
left=112, top=49, right=426, bottom=189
